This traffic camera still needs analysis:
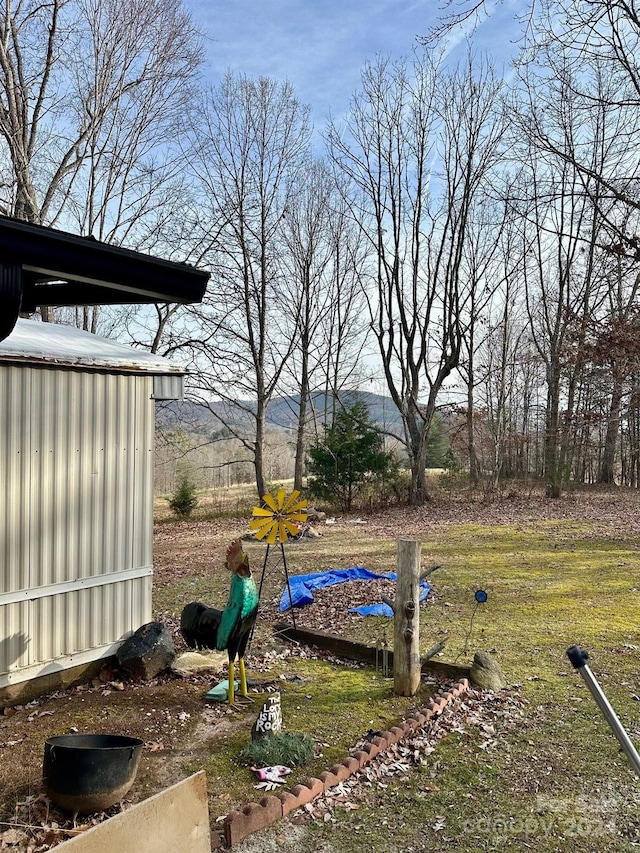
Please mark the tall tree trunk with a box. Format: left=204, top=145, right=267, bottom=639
left=544, top=365, right=563, bottom=498
left=293, top=340, right=309, bottom=492
left=328, top=54, right=504, bottom=507
left=254, top=402, right=267, bottom=499
left=599, top=377, right=624, bottom=484
left=407, top=427, right=429, bottom=505
left=466, top=319, right=480, bottom=486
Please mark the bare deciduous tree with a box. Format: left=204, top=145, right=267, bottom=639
left=279, top=162, right=369, bottom=490
left=518, top=2, right=640, bottom=229
left=0, top=0, right=202, bottom=323
left=184, top=73, right=312, bottom=498
left=420, top=0, right=505, bottom=43
left=511, top=18, right=640, bottom=494
left=329, top=53, right=505, bottom=504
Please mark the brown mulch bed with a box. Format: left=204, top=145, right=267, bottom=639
left=257, top=578, right=434, bottom=634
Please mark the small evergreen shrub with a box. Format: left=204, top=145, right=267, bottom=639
left=307, top=398, right=398, bottom=512
left=169, top=477, right=198, bottom=518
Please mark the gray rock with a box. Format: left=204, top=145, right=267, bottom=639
left=470, top=651, right=507, bottom=691
left=117, top=621, right=175, bottom=681
left=171, top=650, right=226, bottom=677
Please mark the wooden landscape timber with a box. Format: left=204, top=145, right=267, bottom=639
left=53, top=772, right=210, bottom=853
left=272, top=622, right=471, bottom=682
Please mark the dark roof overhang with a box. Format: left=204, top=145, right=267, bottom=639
left=0, top=215, right=209, bottom=342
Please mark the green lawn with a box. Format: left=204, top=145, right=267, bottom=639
left=153, top=501, right=640, bottom=852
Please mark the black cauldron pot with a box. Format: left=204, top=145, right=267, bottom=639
left=43, top=734, right=144, bottom=815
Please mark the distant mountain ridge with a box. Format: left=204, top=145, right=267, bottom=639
left=156, top=390, right=404, bottom=436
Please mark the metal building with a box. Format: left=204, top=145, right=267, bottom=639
left=0, top=319, right=185, bottom=694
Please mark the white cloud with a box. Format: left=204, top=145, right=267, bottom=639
left=187, top=0, right=523, bottom=131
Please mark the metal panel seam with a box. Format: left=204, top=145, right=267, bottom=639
left=0, top=566, right=153, bottom=606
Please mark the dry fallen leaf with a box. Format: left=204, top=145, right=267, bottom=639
left=1, top=827, right=29, bottom=845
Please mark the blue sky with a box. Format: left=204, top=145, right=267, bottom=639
left=187, top=0, right=522, bottom=133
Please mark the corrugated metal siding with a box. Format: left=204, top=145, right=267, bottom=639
left=0, top=365, right=154, bottom=682
left=0, top=366, right=31, bottom=596
left=29, top=577, right=151, bottom=663
left=0, top=601, right=30, bottom=674
left=152, top=374, right=183, bottom=400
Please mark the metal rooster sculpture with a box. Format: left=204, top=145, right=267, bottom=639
left=180, top=540, right=259, bottom=704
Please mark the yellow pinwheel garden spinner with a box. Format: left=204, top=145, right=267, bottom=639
left=250, top=488, right=308, bottom=636
left=249, top=488, right=308, bottom=544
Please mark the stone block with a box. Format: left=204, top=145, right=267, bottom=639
left=260, top=795, right=283, bottom=820
left=342, top=756, right=360, bottom=776
left=251, top=694, right=282, bottom=741
left=278, top=791, right=299, bottom=816
left=290, top=778, right=323, bottom=807
left=352, top=749, right=370, bottom=768
left=470, top=652, right=507, bottom=691
left=362, top=741, right=379, bottom=760
left=428, top=696, right=448, bottom=715
left=223, top=809, right=243, bottom=847
left=210, top=829, right=225, bottom=849
left=117, top=622, right=175, bottom=681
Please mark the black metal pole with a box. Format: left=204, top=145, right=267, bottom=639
left=257, top=545, right=270, bottom=603
left=280, top=542, right=297, bottom=638
left=567, top=645, right=640, bottom=778
left=253, top=543, right=298, bottom=642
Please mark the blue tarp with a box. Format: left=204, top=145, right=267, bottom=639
left=279, top=566, right=430, bottom=617
left=349, top=574, right=430, bottom=616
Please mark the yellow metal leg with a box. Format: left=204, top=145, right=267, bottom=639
left=238, top=657, right=248, bottom=697
left=227, top=660, right=235, bottom=704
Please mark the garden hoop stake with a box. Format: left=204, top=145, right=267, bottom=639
left=457, top=589, right=489, bottom=661
left=567, top=646, right=640, bottom=779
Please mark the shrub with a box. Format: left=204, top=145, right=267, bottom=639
left=307, top=399, right=398, bottom=512
left=169, top=477, right=198, bottom=518
left=237, top=732, right=314, bottom=768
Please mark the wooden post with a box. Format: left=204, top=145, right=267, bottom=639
left=394, top=537, right=421, bottom=696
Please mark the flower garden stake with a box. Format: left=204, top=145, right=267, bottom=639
left=249, top=488, right=308, bottom=638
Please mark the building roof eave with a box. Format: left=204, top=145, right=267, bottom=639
left=0, top=215, right=209, bottom=341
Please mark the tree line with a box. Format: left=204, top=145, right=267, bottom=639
left=4, top=0, right=640, bottom=502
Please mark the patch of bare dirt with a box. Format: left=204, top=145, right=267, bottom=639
left=0, top=672, right=213, bottom=851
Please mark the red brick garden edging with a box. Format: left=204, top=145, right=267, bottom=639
left=215, top=678, right=469, bottom=849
